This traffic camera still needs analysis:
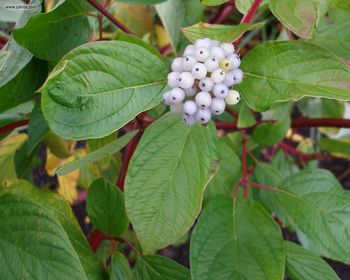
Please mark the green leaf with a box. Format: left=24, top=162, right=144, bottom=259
left=311, top=20, right=350, bottom=59
left=86, top=178, right=129, bottom=236
left=0, top=193, right=88, bottom=280
left=44, top=130, right=72, bottom=158
left=125, top=113, right=217, bottom=254
left=0, top=58, right=48, bottom=113
left=135, top=255, right=190, bottom=280
left=285, top=241, right=340, bottom=280
left=317, top=138, right=350, bottom=159
left=200, top=0, right=227, bottom=6
left=252, top=115, right=290, bottom=146
left=156, top=0, right=204, bottom=52
left=190, top=196, right=285, bottom=280
left=57, top=130, right=137, bottom=175
left=182, top=22, right=265, bottom=43
left=13, top=0, right=92, bottom=61
left=237, top=41, right=350, bottom=112
left=0, top=0, right=41, bottom=86
left=41, top=40, right=168, bottom=140
left=269, top=0, right=331, bottom=38
left=0, top=180, right=107, bottom=280
left=116, top=0, right=166, bottom=4
left=27, top=102, right=49, bottom=154
left=263, top=168, right=350, bottom=264
left=14, top=140, right=39, bottom=178
left=109, top=252, right=133, bottom=280
left=235, top=0, right=268, bottom=14
left=237, top=102, right=256, bottom=128
left=205, top=136, right=241, bottom=202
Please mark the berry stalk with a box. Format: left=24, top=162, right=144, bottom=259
left=240, top=0, right=263, bottom=24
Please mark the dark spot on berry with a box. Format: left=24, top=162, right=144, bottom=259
left=196, top=68, right=199, bottom=71
left=201, top=118, right=205, bottom=122
left=202, top=83, right=205, bottom=87
left=186, top=58, right=189, bottom=61
left=237, top=97, right=239, bottom=100
left=212, top=58, right=216, bottom=61
left=200, top=51, right=203, bottom=54
left=221, top=90, right=225, bottom=94
left=172, top=97, right=176, bottom=100
left=201, top=105, right=205, bottom=108
left=216, top=110, right=219, bottom=113
left=225, top=63, right=229, bottom=66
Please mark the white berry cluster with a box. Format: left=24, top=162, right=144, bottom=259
left=163, top=37, right=242, bottom=125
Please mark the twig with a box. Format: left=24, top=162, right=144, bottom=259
left=225, top=107, right=239, bottom=119
left=115, top=237, right=142, bottom=256
left=247, top=181, right=276, bottom=191
left=209, top=3, right=235, bottom=24
left=86, top=0, right=132, bottom=34
left=240, top=0, right=263, bottom=23
left=278, top=141, right=323, bottom=161
left=0, top=120, right=29, bottom=135
left=116, top=121, right=142, bottom=191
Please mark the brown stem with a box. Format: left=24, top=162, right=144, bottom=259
left=209, top=4, right=235, bottom=24
left=240, top=0, right=263, bottom=23
left=86, top=0, right=132, bottom=34
left=278, top=141, right=323, bottom=161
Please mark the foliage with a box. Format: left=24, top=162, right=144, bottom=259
left=0, top=0, right=350, bottom=279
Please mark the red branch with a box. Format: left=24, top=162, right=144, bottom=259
left=225, top=107, right=239, bottom=119
left=278, top=141, right=323, bottom=161
left=240, top=0, right=263, bottom=23
left=116, top=129, right=141, bottom=191
left=0, top=120, right=29, bottom=134
left=209, top=3, right=235, bottom=24
left=86, top=0, right=132, bottom=34
left=216, top=118, right=350, bottom=131
left=248, top=181, right=276, bottom=191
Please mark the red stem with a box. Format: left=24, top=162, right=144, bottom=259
left=278, top=141, right=323, bottom=160
left=225, top=107, right=239, bottom=119
left=88, top=230, right=104, bottom=253
left=209, top=4, right=235, bottom=24
left=116, top=128, right=141, bottom=191
left=216, top=118, right=350, bottom=131
left=0, top=35, right=7, bottom=45
left=115, top=237, right=141, bottom=256
left=86, top=0, right=132, bottom=34
left=247, top=181, right=276, bottom=191
left=240, top=0, right=263, bottom=23
left=0, top=120, right=29, bottom=134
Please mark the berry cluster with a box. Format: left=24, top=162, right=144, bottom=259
left=163, top=38, right=242, bottom=125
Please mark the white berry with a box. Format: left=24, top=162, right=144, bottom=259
left=183, top=56, right=197, bottom=71
left=219, top=59, right=232, bottom=72
left=185, top=85, right=197, bottom=97
left=195, top=48, right=210, bottom=62
left=183, top=100, right=198, bottom=116
left=226, top=90, right=240, bottom=105
left=191, top=63, right=207, bottom=80
left=228, top=54, right=241, bottom=69
left=211, top=69, right=226, bottom=84
left=167, top=72, right=180, bottom=88
left=195, top=108, right=212, bottom=124
left=162, top=91, right=172, bottom=105
left=178, top=72, right=194, bottom=89
left=221, top=43, right=235, bottom=56
left=199, top=77, right=214, bottom=92
left=171, top=57, right=184, bottom=72
left=211, top=40, right=220, bottom=47
left=204, top=56, right=219, bottom=72
left=183, top=114, right=197, bottom=125
left=213, top=83, right=228, bottom=99
left=195, top=38, right=212, bottom=49
left=169, top=88, right=185, bottom=103
left=210, top=98, right=226, bottom=115
left=231, top=68, right=243, bottom=84
left=195, top=91, right=212, bottom=109
left=170, top=103, right=183, bottom=114
left=184, top=45, right=196, bottom=57
left=210, top=46, right=225, bottom=60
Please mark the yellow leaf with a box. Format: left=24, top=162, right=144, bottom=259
left=0, top=133, right=27, bottom=183
left=45, top=150, right=79, bottom=204
left=155, top=24, right=171, bottom=48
